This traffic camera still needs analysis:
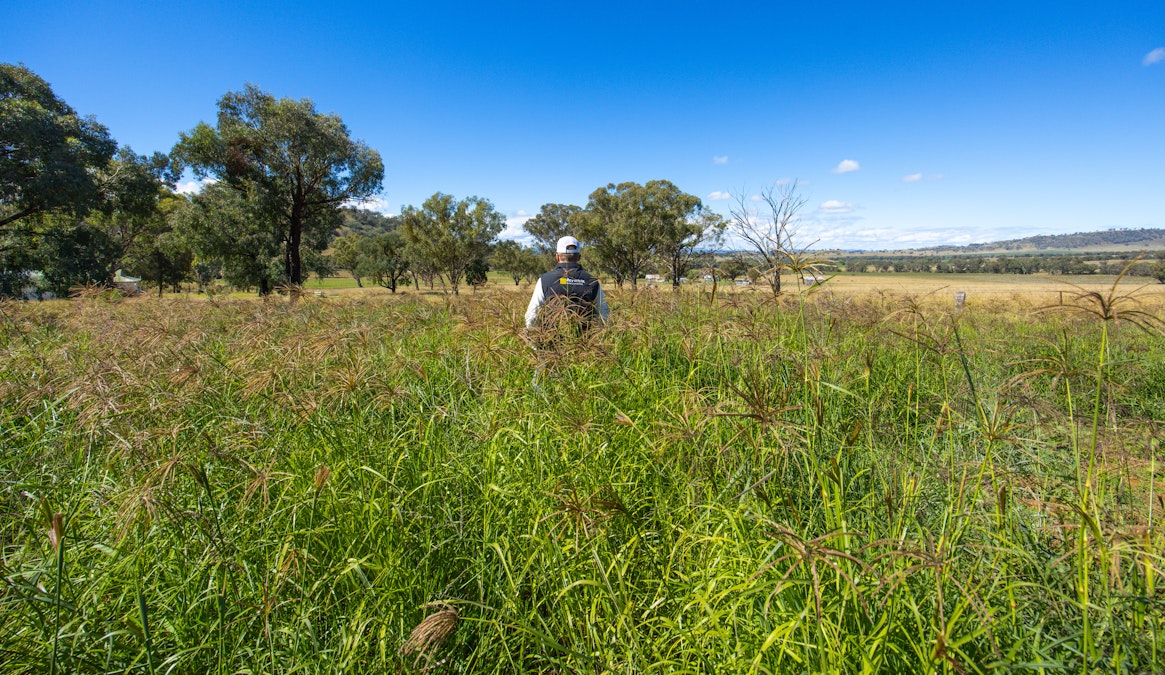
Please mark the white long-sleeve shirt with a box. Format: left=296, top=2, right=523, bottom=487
left=525, top=265, right=609, bottom=328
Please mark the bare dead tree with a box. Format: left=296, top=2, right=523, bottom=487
left=728, top=181, right=808, bottom=295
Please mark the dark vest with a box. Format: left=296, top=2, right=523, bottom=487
left=540, top=262, right=601, bottom=319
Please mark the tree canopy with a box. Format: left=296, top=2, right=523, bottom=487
left=400, top=193, right=503, bottom=295
left=174, top=182, right=284, bottom=295
left=1, top=63, right=118, bottom=231
left=1, top=63, right=174, bottom=297
left=577, top=180, right=713, bottom=288
left=492, top=239, right=543, bottom=285
left=361, top=230, right=410, bottom=293
left=171, top=85, right=384, bottom=287
left=523, top=203, right=580, bottom=257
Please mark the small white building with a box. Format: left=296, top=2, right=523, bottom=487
left=113, top=269, right=142, bottom=295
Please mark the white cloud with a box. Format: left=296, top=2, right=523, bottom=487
left=832, top=159, right=860, bottom=174
left=498, top=213, right=534, bottom=243
left=1144, top=47, right=1165, bottom=66
left=707, top=191, right=732, bottom=201
left=895, top=231, right=943, bottom=243
left=902, top=173, right=923, bottom=183
left=175, top=177, right=217, bottom=195
left=713, top=155, right=729, bottom=164
left=819, top=200, right=854, bottom=214
left=345, top=195, right=394, bottom=214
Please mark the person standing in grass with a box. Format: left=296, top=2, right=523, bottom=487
left=525, top=236, right=609, bottom=335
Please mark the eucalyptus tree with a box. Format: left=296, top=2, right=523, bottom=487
left=171, top=84, right=383, bottom=286
left=576, top=182, right=653, bottom=289
left=492, top=239, right=543, bottom=285
left=646, top=186, right=723, bottom=289
left=577, top=180, right=711, bottom=289
left=11, top=148, right=173, bottom=296
left=174, top=182, right=283, bottom=295
left=523, top=203, right=580, bottom=260
left=399, top=192, right=503, bottom=296
left=331, top=233, right=366, bottom=287
left=361, top=230, right=410, bottom=293
left=90, top=149, right=175, bottom=265
left=118, top=192, right=193, bottom=297
left=333, top=210, right=401, bottom=287
left=129, top=228, right=194, bottom=297
left=1, top=63, right=119, bottom=296
left=492, top=240, right=523, bottom=285
left=36, top=222, right=121, bottom=295
left=0, top=63, right=118, bottom=231
left=721, top=254, right=751, bottom=282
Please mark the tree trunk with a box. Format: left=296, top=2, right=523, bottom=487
left=288, top=206, right=304, bottom=285
left=770, top=270, right=781, bottom=295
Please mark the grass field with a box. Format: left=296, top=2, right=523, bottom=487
left=2, top=276, right=1163, bottom=673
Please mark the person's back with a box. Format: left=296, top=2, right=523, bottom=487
left=525, top=237, right=609, bottom=334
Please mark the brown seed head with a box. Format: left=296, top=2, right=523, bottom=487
left=400, top=603, right=459, bottom=665
left=313, top=466, right=331, bottom=492
left=48, top=513, right=64, bottom=551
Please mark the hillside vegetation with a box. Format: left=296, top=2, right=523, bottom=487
left=885, top=228, right=1165, bottom=256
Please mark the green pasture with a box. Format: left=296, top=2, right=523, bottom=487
left=1, top=281, right=1163, bottom=673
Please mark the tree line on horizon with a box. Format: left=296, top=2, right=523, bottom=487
left=840, top=251, right=1165, bottom=280
left=4, top=63, right=822, bottom=299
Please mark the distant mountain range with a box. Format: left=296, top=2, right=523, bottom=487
left=835, top=228, right=1165, bottom=256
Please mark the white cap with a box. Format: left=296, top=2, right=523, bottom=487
left=556, top=236, right=581, bottom=254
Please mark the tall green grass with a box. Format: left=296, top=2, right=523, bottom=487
left=1, top=282, right=1162, bottom=673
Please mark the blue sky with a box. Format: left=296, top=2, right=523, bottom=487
left=3, top=1, right=1163, bottom=250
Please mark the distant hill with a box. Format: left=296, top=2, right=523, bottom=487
left=856, top=228, right=1165, bottom=256
left=336, top=207, right=400, bottom=237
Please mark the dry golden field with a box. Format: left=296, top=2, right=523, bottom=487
left=316, top=272, right=1165, bottom=311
